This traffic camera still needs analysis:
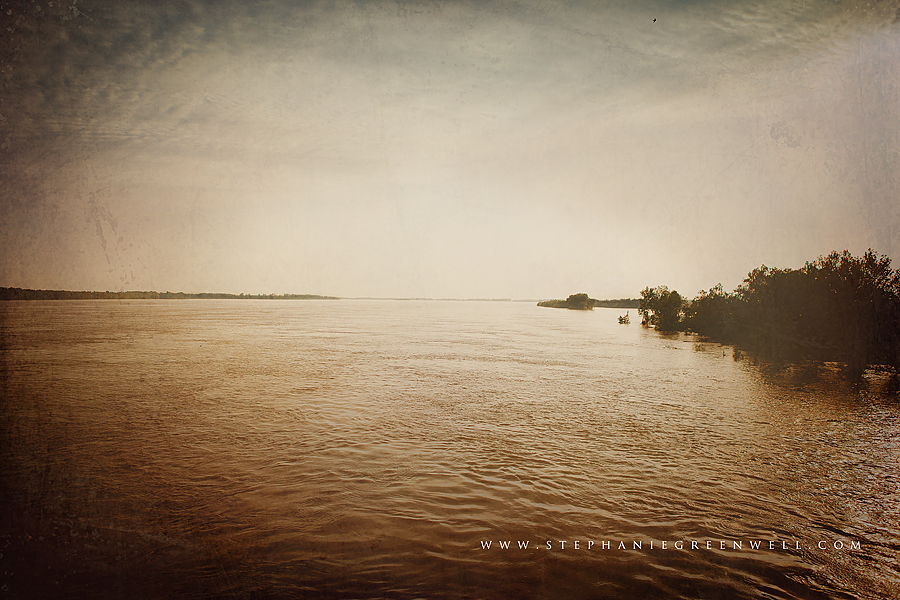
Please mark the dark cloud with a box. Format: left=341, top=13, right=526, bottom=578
left=4, top=0, right=896, bottom=149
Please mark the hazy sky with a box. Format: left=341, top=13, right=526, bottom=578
left=2, top=0, right=899, bottom=299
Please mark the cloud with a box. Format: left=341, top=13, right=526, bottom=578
left=1, top=0, right=898, bottom=295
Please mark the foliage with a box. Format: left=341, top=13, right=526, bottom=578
left=593, top=298, right=640, bottom=309
left=535, top=293, right=594, bottom=310
left=639, top=286, right=684, bottom=331
left=539, top=297, right=640, bottom=309
left=641, top=250, right=900, bottom=371
left=566, top=293, right=593, bottom=310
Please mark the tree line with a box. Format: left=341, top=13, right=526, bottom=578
left=538, top=294, right=640, bottom=310
left=0, top=288, right=338, bottom=301
left=639, top=250, right=900, bottom=374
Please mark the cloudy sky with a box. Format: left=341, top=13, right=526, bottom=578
left=1, top=0, right=898, bottom=299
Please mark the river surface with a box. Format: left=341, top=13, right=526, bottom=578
left=1, top=300, right=898, bottom=599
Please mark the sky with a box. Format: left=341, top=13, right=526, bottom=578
left=1, top=0, right=899, bottom=299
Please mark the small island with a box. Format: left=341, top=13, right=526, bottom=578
left=538, top=294, right=640, bottom=311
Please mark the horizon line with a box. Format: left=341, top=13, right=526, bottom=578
left=0, top=286, right=640, bottom=303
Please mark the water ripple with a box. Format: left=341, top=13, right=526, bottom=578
left=1, top=300, right=898, bottom=599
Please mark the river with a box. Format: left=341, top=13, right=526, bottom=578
left=1, top=300, right=897, bottom=599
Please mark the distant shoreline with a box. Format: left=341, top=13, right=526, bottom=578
left=0, top=288, right=638, bottom=304
left=0, top=287, right=339, bottom=301
left=538, top=296, right=640, bottom=310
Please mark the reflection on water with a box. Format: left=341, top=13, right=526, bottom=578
left=1, top=300, right=898, bottom=599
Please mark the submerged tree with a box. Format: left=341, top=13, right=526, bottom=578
left=641, top=249, right=900, bottom=373
left=639, top=286, right=684, bottom=332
